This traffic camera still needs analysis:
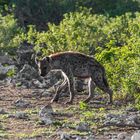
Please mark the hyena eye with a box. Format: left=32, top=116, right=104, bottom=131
left=43, top=66, right=47, bottom=70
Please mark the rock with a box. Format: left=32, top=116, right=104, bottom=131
left=76, top=122, right=90, bottom=132
left=45, top=70, right=64, bottom=86
left=105, top=112, right=140, bottom=127
left=15, top=112, right=29, bottom=119
left=135, top=115, right=140, bottom=124
left=0, top=54, right=15, bottom=65
left=16, top=42, right=36, bottom=69
left=126, top=115, right=140, bottom=125
left=13, top=64, right=47, bottom=88
left=39, top=105, right=54, bottom=125
left=114, top=100, right=122, bottom=106
left=131, top=131, right=140, bottom=140
left=104, top=113, right=126, bottom=125
left=126, top=107, right=138, bottom=112
left=60, top=133, right=71, bottom=140
left=8, top=114, right=15, bottom=118
left=76, top=136, right=82, bottom=140
left=22, top=138, right=39, bottom=140
left=0, top=108, right=7, bottom=114
left=0, top=64, right=15, bottom=80
left=39, top=114, right=53, bottom=125
left=117, top=132, right=130, bottom=140
left=42, top=89, right=53, bottom=97
left=17, top=64, right=39, bottom=80
left=8, top=112, right=29, bottom=119
left=86, top=135, right=95, bottom=140
left=39, top=105, right=54, bottom=116
left=31, top=90, right=43, bottom=97
left=14, top=99, right=30, bottom=108
left=32, top=79, right=47, bottom=88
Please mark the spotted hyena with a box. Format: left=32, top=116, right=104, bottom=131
left=36, top=51, right=113, bottom=104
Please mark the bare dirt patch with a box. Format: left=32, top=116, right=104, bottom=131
left=0, top=84, right=138, bottom=140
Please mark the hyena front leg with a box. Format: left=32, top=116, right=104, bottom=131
left=51, top=71, right=69, bottom=103
left=84, top=78, right=96, bottom=103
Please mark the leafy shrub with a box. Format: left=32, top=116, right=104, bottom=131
left=96, top=13, right=140, bottom=96
left=17, top=10, right=140, bottom=101
left=24, top=10, right=109, bottom=55
left=0, top=14, right=23, bottom=54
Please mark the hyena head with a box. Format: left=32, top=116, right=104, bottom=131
left=36, top=57, right=51, bottom=77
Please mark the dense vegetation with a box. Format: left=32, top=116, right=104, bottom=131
left=0, top=0, right=140, bottom=107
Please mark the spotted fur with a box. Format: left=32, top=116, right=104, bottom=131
left=37, top=51, right=113, bottom=104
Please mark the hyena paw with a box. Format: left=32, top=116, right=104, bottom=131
left=106, top=101, right=113, bottom=105
left=83, top=99, right=90, bottom=103
left=50, top=98, right=58, bottom=103
left=65, top=101, right=73, bottom=105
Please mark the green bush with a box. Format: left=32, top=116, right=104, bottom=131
left=0, top=14, right=23, bottom=54
left=17, top=10, right=140, bottom=101
left=30, top=10, right=109, bottom=54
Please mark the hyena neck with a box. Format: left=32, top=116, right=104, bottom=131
left=49, top=56, right=62, bottom=70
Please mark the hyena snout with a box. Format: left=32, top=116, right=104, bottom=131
left=38, top=68, right=47, bottom=77
left=40, top=72, right=46, bottom=77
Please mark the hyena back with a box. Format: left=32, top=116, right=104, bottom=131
left=37, top=51, right=113, bottom=104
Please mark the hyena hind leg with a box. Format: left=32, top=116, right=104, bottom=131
left=106, top=88, right=113, bottom=104
left=84, top=78, right=96, bottom=103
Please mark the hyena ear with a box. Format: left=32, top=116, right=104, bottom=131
left=35, top=51, right=43, bottom=64
left=42, top=56, right=51, bottom=64
left=35, top=57, right=39, bottom=65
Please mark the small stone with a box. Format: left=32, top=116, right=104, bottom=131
left=0, top=55, right=14, bottom=65
left=86, top=135, right=95, bottom=140
left=42, top=90, right=53, bottom=97
left=32, top=79, right=42, bottom=88
left=8, top=114, right=16, bottom=118
left=14, top=99, right=30, bottom=108
left=114, top=101, right=122, bottom=106
left=76, top=122, right=90, bottom=132
left=39, top=105, right=54, bottom=116
left=40, top=114, right=53, bottom=125
left=31, top=91, right=41, bottom=97
left=17, top=64, right=39, bottom=80
left=15, top=112, right=29, bottom=119
left=126, top=107, right=138, bottom=112
left=104, top=114, right=125, bottom=125
left=126, top=115, right=138, bottom=125
left=75, top=136, right=82, bottom=140
left=133, top=115, right=140, bottom=124
left=60, top=133, right=70, bottom=140
left=0, top=64, right=15, bottom=80
left=131, top=132, right=140, bottom=140
left=117, top=132, right=128, bottom=140
left=39, top=105, right=54, bottom=125
left=0, top=108, right=7, bottom=114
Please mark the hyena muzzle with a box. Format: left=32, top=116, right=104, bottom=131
left=36, top=51, right=113, bottom=104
